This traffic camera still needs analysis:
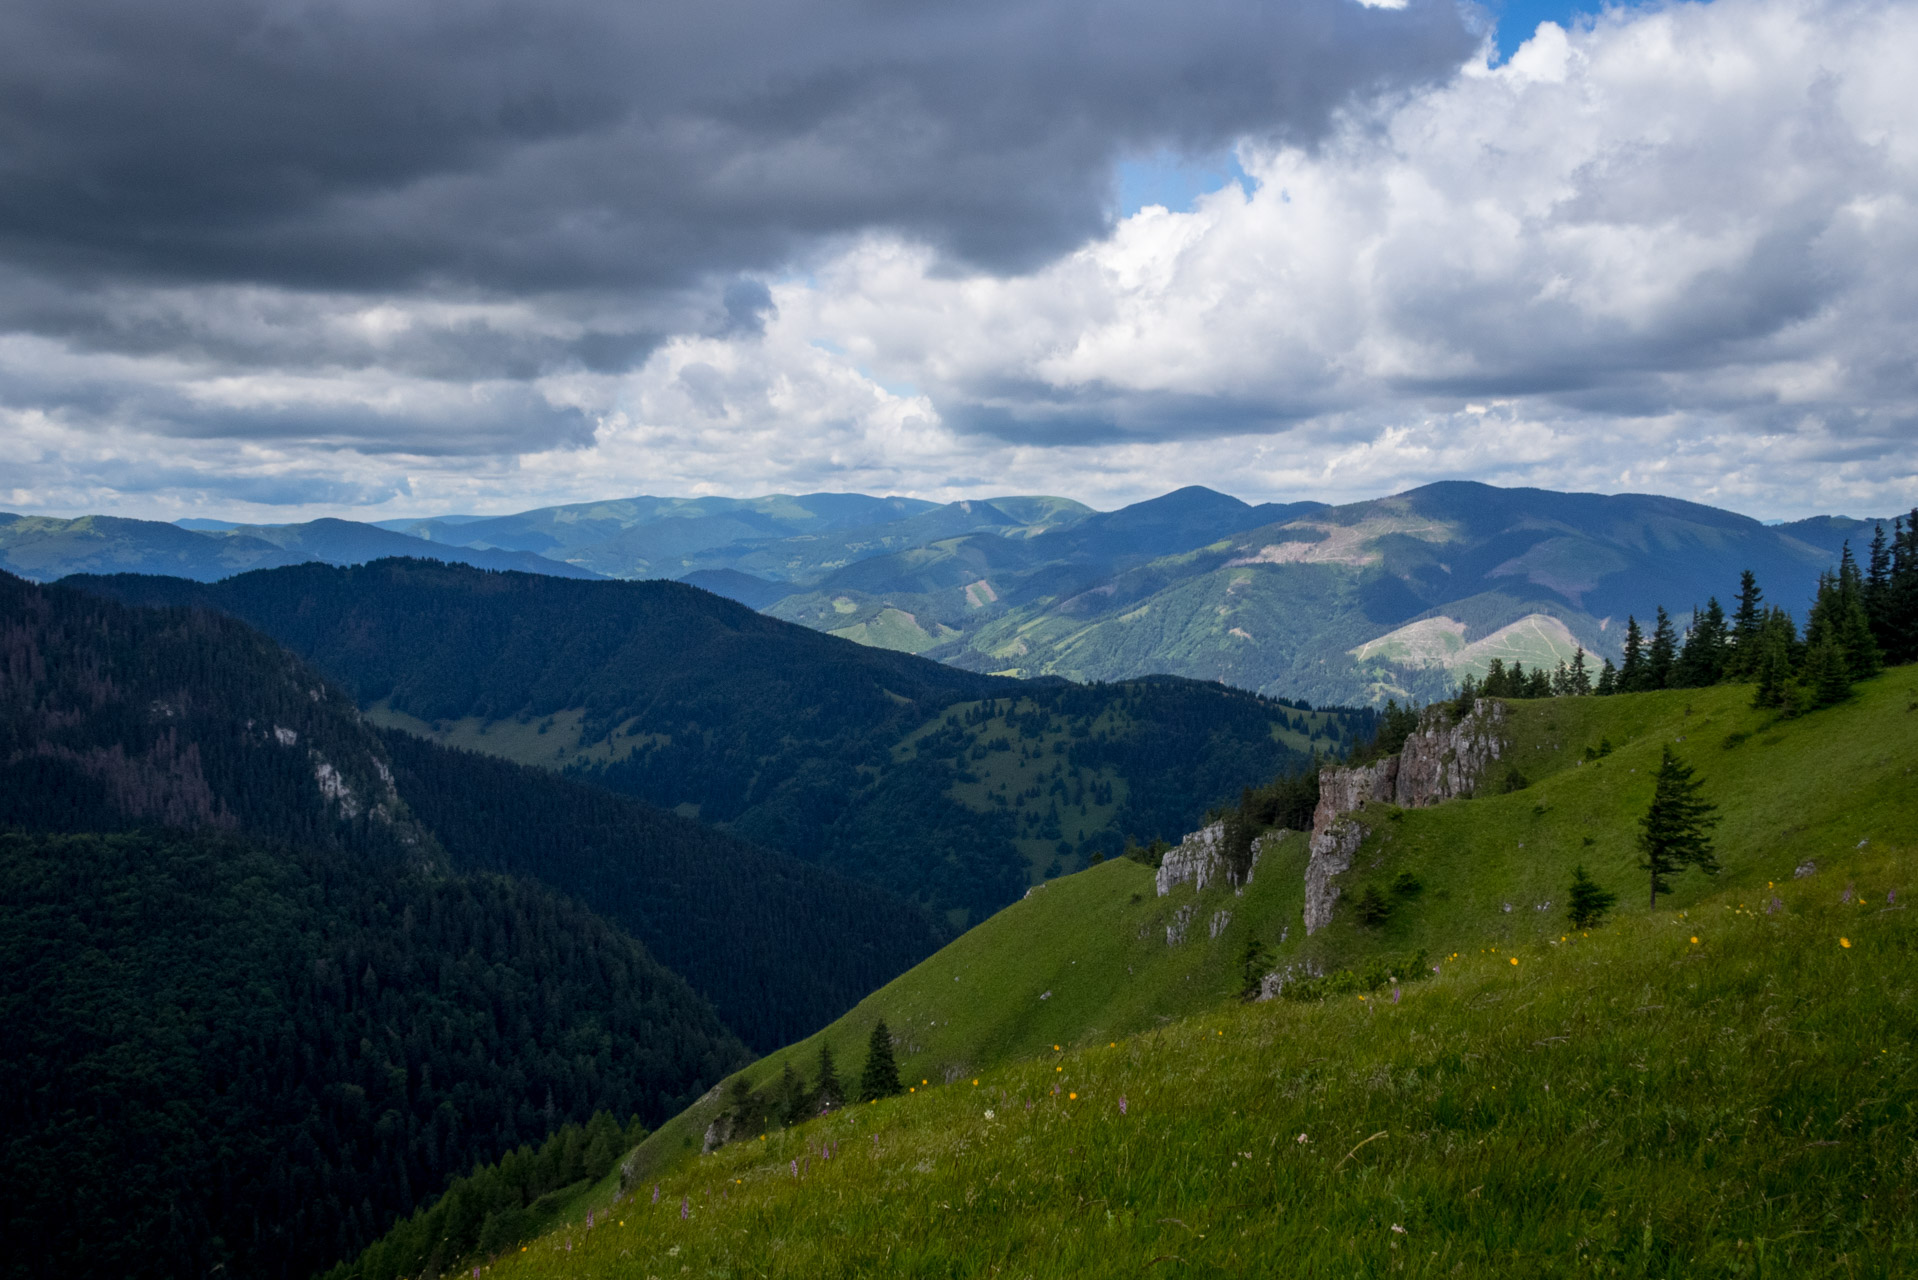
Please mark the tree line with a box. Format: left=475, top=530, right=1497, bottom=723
left=1454, top=511, right=1917, bottom=713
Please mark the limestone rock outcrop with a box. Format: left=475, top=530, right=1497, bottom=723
left=1155, top=822, right=1227, bottom=896
left=1393, top=698, right=1506, bottom=807
left=1302, top=817, right=1365, bottom=935
left=1302, top=699, right=1506, bottom=934
left=1155, top=822, right=1287, bottom=898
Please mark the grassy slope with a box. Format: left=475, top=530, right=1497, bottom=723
left=397, top=671, right=1918, bottom=1277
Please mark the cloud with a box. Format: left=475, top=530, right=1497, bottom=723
left=3, top=0, right=1915, bottom=523
left=0, top=0, right=1473, bottom=295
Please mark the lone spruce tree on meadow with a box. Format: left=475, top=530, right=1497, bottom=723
left=1638, top=746, right=1720, bottom=909
left=1566, top=865, right=1618, bottom=929
left=859, top=1019, right=902, bottom=1101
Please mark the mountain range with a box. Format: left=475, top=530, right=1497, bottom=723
left=73, top=559, right=1366, bottom=923
left=11, top=484, right=1897, bottom=704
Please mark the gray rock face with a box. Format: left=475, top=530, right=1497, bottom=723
left=1155, top=823, right=1285, bottom=897
left=1165, top=903, right=1195, bottom=945
left=701, top=1113, right=733, bottom=1154
left=1156, top=821, right=1227, bottom=896
left=1392, top=698, right=1506, bottom=807
left=1302, top=699, right=1506, bottom=934
left=1302, top=817, right=1365, bottom=935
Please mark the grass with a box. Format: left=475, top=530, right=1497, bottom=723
left=469, top=858, right=1918, bottom=1277
left=353, top=670, right=1918, bottom=1277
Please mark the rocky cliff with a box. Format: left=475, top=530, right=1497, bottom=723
left=1302, top=699, right=1506, bottom=933
left=1155, top=822, right=1289, bottom=899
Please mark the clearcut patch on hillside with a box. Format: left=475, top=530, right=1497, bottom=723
left=1351, top=612, right=1582, bottom=682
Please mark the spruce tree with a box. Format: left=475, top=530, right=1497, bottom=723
left=1865, top=523, right=1893, bottom=648
left=1618, top=616, right=1648, bottom=692
left=1894, top=512, right=1918, bottom=665
left=1637, top=746, right=1720, bottom=908
left=814, top=1042, right=842, bottom=1111
left=1751, top=616, right=1796, bottom=709
left=778, top=1062, right=810, bottom=1126
left=1482, top=658, right=1509, bottom=698
left=859, top=1020, right=901, bottom=1101
left=1675, top=598, right=1728, bottom=687
left=1726, top=570, right=1765, bottom=679
left=1646, top=607, right=1678, bottom=690
left=1566, top=865, right=1618, bottom=929
left=1570, top=647, right=1593, bottom=695
left=1834, top=545, right=1883, bottom=680
left=1596, top=657, right=1618, bottom=696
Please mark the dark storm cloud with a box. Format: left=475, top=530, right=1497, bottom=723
left=0, top=0, right=1477, bottom=302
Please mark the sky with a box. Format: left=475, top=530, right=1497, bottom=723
left=1, top=0, right=1914, bottom=523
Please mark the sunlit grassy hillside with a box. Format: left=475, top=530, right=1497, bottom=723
left=338, top=670, right=1918, bottom=1277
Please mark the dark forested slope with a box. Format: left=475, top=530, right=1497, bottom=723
left=379, top=730, right=943, bottom=1050
left=2, top=567, right=943, bottom=1046
left=0, top=572, right=753, bottom=1279
left=71, top=559, right=1368, bottom=922
left=0, top=828, right=743, bottom=1280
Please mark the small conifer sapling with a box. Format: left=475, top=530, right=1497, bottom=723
left=1353, top=884, right=1394, bottom=926
left=1239, top=938, right=1273, bottom=1000
left=1566, top=865, right=1618, bottom=929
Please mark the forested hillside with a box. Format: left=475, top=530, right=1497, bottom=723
left=381, top=731, right=943, bottom=1050
left=0, top=570, right=939, bottom=1276
left=71, top=559, right=1367, bottom=923
left=0, top=829, right=744, bottom=1280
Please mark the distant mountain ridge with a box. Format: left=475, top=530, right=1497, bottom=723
left=0, top=511, right=602, bottom=582
left=767, top=483, right=1897, bottom=704
left=23, top=482, right=1898, bottom=702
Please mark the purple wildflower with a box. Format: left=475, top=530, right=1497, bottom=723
left=681, top=1196, right=689, bottom=1220
left=791, top=1158, right=799, bottom=1177
left=652, top=1184, right=660, bottom=1204
left=1118, top=1095, right=1128, bottom=1115
left=1392, top=986, right=1402, bottom=1004
left=586, top=1211, right=593, bottom=1228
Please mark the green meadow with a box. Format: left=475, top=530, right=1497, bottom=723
left=344, top=670, right=1918, bottom=1278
